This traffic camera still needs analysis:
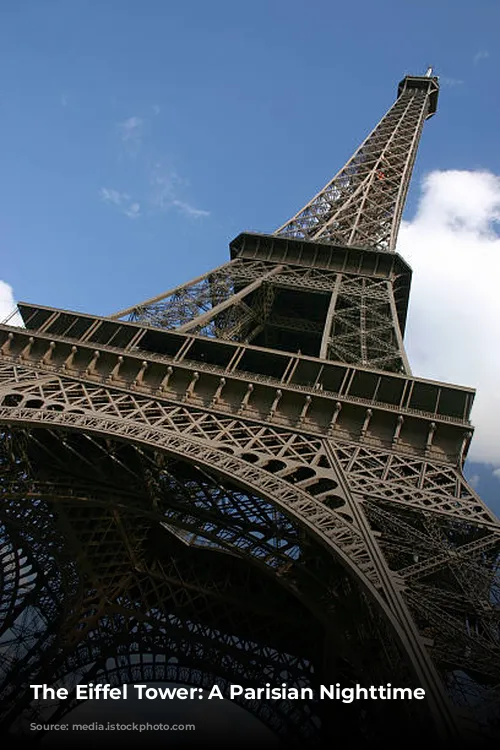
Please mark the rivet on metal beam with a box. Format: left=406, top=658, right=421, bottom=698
left=108, top=356, right=124, bottom=382
left=134, top=361, right=149, bottom=386
left=392, top=415, right=404, bottom=445
left=183, top=371, right=199, bottom=401
left=328, top=402, right=342, bottom=434
left=361, top=408, right=373, bottom=438
left=298, top=395, right=312, bottom=425
left=238, top=383, right=254, bottom=414
left=459, top=430, right=473, bottom=466
left=19, top=337, right=35, bottom=361
left=41, top=341, right=56, bottom=365
left=211, top=377, right=226, bottom=406
left=425, top=421, right=437, bottom=453
left=267, top=389, right=282, bottom=420
left=158, top=366, right=174, bottom=393
left=85, top=350, right=100, bottom=376
left=0, top=332, right=14, bottom=354
left=63, top=346, right=78, bottom=370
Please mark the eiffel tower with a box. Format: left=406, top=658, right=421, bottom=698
left=0, top=70, right=499, bottom=748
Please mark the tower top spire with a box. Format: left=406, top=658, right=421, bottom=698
left=275, top=72, right=439, bottom=253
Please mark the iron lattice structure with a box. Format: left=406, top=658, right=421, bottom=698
left=0, top=72, right=499, bottom=747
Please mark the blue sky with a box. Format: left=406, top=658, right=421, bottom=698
left=1, top=0, right=498, bottom=312
left=1, top=0, right=499, bottom=511
left=2, top=2, right=499, bottom=739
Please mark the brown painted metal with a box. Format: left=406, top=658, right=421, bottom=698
left=276, top=74, right=439, bottom=251
left=0, top=72, right=499, bottom=745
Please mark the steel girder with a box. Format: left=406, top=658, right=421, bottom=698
left=275, top=75, right=438, bottom=252
left=112, top=255, right=412, bottom=373
left=1, top=70, right=499, bottom=747
left=0, top=417, right=428, bottom=745
left=111, top=76, right=438, bottom=373
left=0, top=355, right=498, bottom=743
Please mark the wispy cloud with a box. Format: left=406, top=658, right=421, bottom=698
left=103, top=118, right=209, bottom=221
left=468, top=474, right=480, bottom=489
left=117, top=116, right=144, bottom=156
left=152, top=104, right=160, bottom=116
left=60, top=94, right=68, bottom=107
left=150, top=171, right=177, bottom=211
left=150, top=168, right=209, bottom=220
left=172, top=199, right=210, bottom=219
left=124, top=202, right=141, bottom=219
left=99, top=187, right=141, bottom=219
left=439, top=76, right=464, bottom=87
left=99, top=187, right=128, bottom=206
left=473, top=50, right=489, bottom=65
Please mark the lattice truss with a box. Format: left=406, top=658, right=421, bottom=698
left=0, top=360, right=498, bottom=741
left=0, top=422, right=425, bottom=740
left=111, top=78, right=437, bottom=372
left=325, top=275, right=408, bottom=372
left=275, top=77, right=437, bottom=251
left=0, top=466, right=326, bottom=741
left=115, top=258, right=408, bottom=373
left=1, top=68, right=498, bottom=747
left=118, top=259, right=311, bottom=337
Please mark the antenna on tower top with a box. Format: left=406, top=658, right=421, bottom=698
left=425, top=66, right=434, bottom=77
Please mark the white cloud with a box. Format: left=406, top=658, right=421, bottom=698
left=124, top=202, right=141, bottom=219
left=439, top=76, right=464, bottom=87
left=100, top=175, right=207, bottom=222
left=99, top=187, right=141, bottom=220
left=0, top=280, right=17, bottom=321
left=150, top=168, right=209, bottom=220
left=398, top=170, right=500, bottom=468
left=117, top=116, right=144, bottom=155
left=468, top=474, right=480, bottom=489
left=150, top=171, right=177, bottom=210
left=0, top=281, right=23, bottom=326
left=494, top=469, right=500, bottom=481
left=103, top=120, right=208, bottom=219
left=99, top=187, right=129, bottom=206
left=473, top=50, right=489, bottom=65
left=118, top=115, right=143, bottom=139
left=172, top=199, right=210, bottom=219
